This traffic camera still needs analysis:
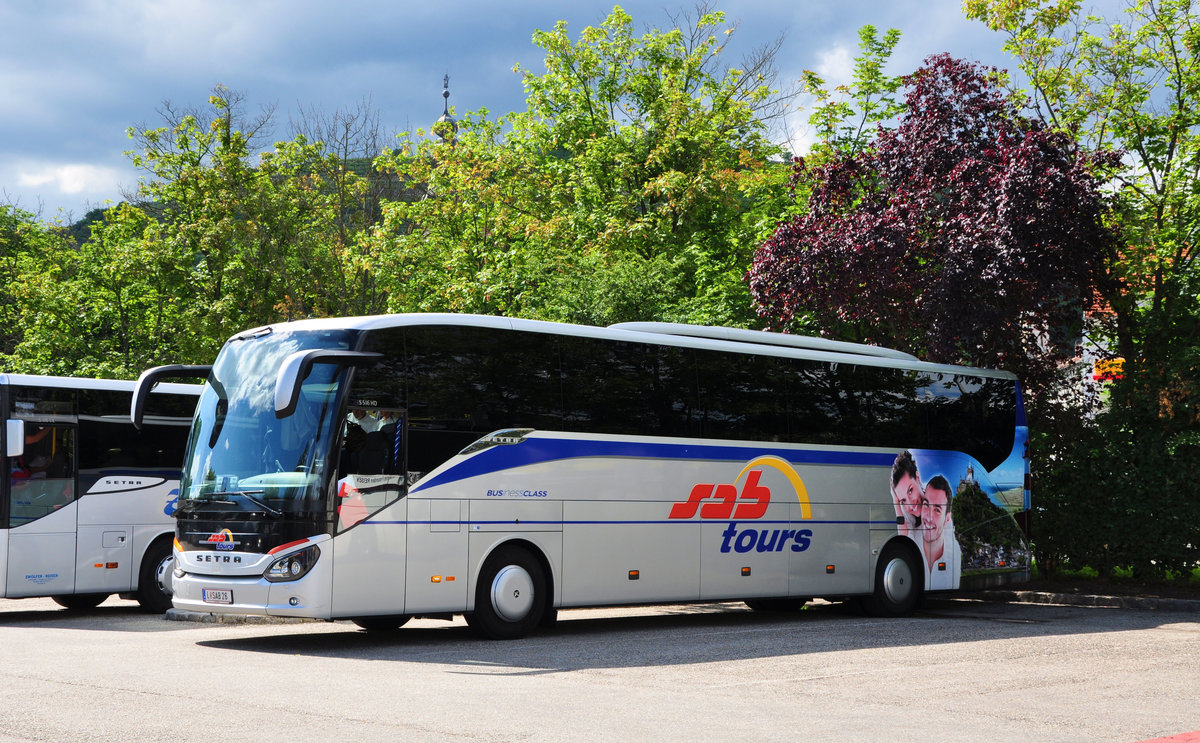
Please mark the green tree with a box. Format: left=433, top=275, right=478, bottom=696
left=6, top=202, right=204, bottom=377
left=964, top=0, right=1200, bottom=376
left=125, top=87, right=388, bottom=364
left=966, top=0, right=1200, bottom=578
left=372, top=6, right=792, bottom=327
left=800, top=25, right=906, bottom=157
left=0, top=205, right=76, bottom=369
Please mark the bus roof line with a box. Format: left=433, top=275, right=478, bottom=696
left=244, top=313, right=1017, bottom=380
left=0, top=374, right=202, bottom=394
left=607, top=322, right=920, bottom=362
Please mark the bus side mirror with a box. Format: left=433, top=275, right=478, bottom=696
left=6, top=419, right=24, bottom=457
left=275, top=350, right=382, bottom=418
left=131, top=365, right=212, bottom=429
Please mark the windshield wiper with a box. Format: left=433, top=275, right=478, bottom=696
left=234, top=490, right=282, bottom=517
left=185, top=490, right=282, bottom=518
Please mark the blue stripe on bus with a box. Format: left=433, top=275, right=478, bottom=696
left=410, top=437, right=898, bottom=493
left=363, top=520, right=897, bottom=526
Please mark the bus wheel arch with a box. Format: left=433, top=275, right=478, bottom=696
left=135, top=535, right=175, bottom=613
left=863, top=537, right=923, bottom=617
left=468, top=540, right=552, bottom=640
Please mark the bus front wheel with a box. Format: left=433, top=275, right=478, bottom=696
left=136, top=538, right=175, bottom=613
left=468, top=544, right=547, bottom=640
left=862, top=542, right=922, bottom=617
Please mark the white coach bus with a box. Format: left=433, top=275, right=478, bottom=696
left=135, top=314, right=1030, bottom=638
left=2, top=374, right=199, bottom=611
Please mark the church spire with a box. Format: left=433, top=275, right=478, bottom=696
left=434, top=74, right=457, bottom=143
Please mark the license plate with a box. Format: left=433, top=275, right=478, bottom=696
left=202, top=588, right=233, bottom=604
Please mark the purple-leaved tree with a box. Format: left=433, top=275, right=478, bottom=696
left=748, top=54, right=1117, bottom=393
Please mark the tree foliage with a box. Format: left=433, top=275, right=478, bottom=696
left=964, top=0, right=1200, bottom=578
left=965, top=0, right=1200, bottom=369
left=372, top=5, right=792, bottom=327
left=749, top=54, right=1116, bottom=393
left=0, top=205, right=68, bottom=360
left=800, top=25, right=906, bottom=157
left=4, top=89, right=392, bottom=376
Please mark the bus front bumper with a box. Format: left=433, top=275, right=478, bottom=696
left=171, top=565, right=332, bottom=619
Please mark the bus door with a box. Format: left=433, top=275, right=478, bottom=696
left=5, top=419, right=79, bottom=597
left=330, top=403, right=410, bottom=617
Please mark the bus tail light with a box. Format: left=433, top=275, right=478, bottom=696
left=264, top=544, right=321, bottom=582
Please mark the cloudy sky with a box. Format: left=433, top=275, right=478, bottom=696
left=0, top=0, right=1016, bottom=222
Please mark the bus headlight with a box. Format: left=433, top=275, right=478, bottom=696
left=264, top=545, right=321, bottom=582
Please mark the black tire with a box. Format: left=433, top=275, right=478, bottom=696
left=136, top=538, right=175, bottom=613
left=352, top=615, right=412, bottom=632
left=862, top=541, right=922, bottom=617
left=745, top=597, right=809, bottom=612
left=52, top=593, right=108, bottom=611
left=468, top=544, right=547, bottom=640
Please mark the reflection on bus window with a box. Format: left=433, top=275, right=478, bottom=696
left=337, top=406, right=405, bottom=531
left=9, top=425, right=75, bottom=526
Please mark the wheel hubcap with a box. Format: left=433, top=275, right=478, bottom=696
left=490, top=564, right=534, bottom=622
left=154, top=556, right=174, bottom=596
left=881, top=557, right=913, bottom=605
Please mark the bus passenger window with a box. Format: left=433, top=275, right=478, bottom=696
left=9, top=426, right=76, bottom=526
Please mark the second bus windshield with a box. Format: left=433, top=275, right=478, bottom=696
left=178, top=328, right=359, bottom=515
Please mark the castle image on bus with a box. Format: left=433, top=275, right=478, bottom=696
left=133, top=314, right=1030, bottom=638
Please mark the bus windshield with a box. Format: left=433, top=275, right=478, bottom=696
left=178, top=327, right=360, bottom=517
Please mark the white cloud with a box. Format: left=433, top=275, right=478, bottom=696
left=816, top=45, right=855, bottom=86
left=17, top=162, right=122, bottom=195
left=2, top=158, right=130, bottom=218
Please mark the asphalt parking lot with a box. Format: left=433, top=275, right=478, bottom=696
left=0, top=595, right=1195, bottom=743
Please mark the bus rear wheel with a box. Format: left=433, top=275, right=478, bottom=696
left=469, top=544, right=547, bottom=640
left=52, top=593, right=108, bottom=611
left=862, top=542, right=922, bottom=617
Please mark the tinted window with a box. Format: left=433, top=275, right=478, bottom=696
left=785, top=359, right=842, bottom=445
left=403, top=326, right=563, bottom=474
left=782, top=362, right=1016, bottom=469
left=695, top=350, right=788, bottom=442
left=560, top=336, right=698, bottom=438
left=77, top=389, right=195, bottom=483
left=362, top=325, right=1018, bottom=472
left=8, top=386, right=78, bottom=528
left=922, top=374, right=1016, bottom=469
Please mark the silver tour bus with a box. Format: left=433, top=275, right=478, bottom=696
left=133, top=315, right=1030, bottom=638
left=3, top=374, right=199, bottom=611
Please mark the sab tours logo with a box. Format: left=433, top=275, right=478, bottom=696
left=205, top=529, right=240, bottom=551
left=669, top=455, right=814, bottom=554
